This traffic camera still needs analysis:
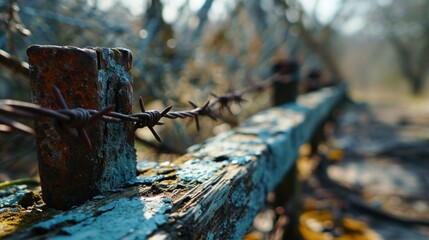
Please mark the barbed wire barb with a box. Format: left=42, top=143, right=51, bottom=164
left=133, top=96, right=172, bottom=142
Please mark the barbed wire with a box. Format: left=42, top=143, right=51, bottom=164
left=0, top=73, right=292, bottom=148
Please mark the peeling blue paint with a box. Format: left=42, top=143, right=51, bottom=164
left=133, top=175, right=166, bottom=185
left=34, top=209, right=92, bottom=231
left=227, top=160, right=267, bottom=239
left=34, top=196, right=171, bottom=240
left=137, top=161, right=159, bottom=172
left=176, top=159, right=226, bottom=183
left=0, top=186, right=31, bottom=208
left=229, top=155, right=252, bottom=165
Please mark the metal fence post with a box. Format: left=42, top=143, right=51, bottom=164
left=27, top=45, right=136, bottom=210
left=272, top=60, right=300, bottom=105
left=272, top=59, right=302, bottom=240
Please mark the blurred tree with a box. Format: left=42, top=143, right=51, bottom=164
left=275, top=0, right=360, bottom=81
left=371, top=0, right=429, bottom=95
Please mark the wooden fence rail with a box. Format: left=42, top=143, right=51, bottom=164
left=8, top=83, right=346, bottom=239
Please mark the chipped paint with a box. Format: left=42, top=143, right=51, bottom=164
left=28, top=196, right=171, bottom=240
left=133, top=175, right=168, bottom=185
left=0, top=185, right=31, bottom=208
left=137, top=161, right=160, bottom=172
left=176, top=159, right=226, bottom=183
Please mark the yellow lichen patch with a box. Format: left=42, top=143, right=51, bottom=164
left=0, top=210, right=23, bottom=238
left=299, top=210, right=381, bottom=240
left=303, top=197, right=330, bottom=211
left=327, top=148, right=345, bottom=162
left=0, top=207, right=52, bottom=238
left=297, top=156, right=314, bottom=180
left=243, top=231, right=264, bottom=240
left=299, top=144, right=312, bottom=156
left=297, top=144, right=316, bottom=180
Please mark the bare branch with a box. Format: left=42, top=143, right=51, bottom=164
left=0, top=49, right=30, bottom=78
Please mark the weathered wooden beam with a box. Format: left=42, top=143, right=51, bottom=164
left=8, top=85, right=345, bottom=239
left=27, top=45, right=136, bottom=210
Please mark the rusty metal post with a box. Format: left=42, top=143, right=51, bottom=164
left=272, top=59, right=302, bottom=239
left=27, top=45, right=136, bottom=210
left=272, top=60, right=300, bottom=105
left=305, top=68, right=322, bottom=93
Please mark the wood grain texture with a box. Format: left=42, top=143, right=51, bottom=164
left=9, top=85, right=346, bottom=240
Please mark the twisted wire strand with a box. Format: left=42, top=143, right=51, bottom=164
left=58, top=108, right=91, bottom=129
left=0, top=72, right=293, bottom=144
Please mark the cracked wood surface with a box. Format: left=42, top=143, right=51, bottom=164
left=5, top=85, right=346, bottom=240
